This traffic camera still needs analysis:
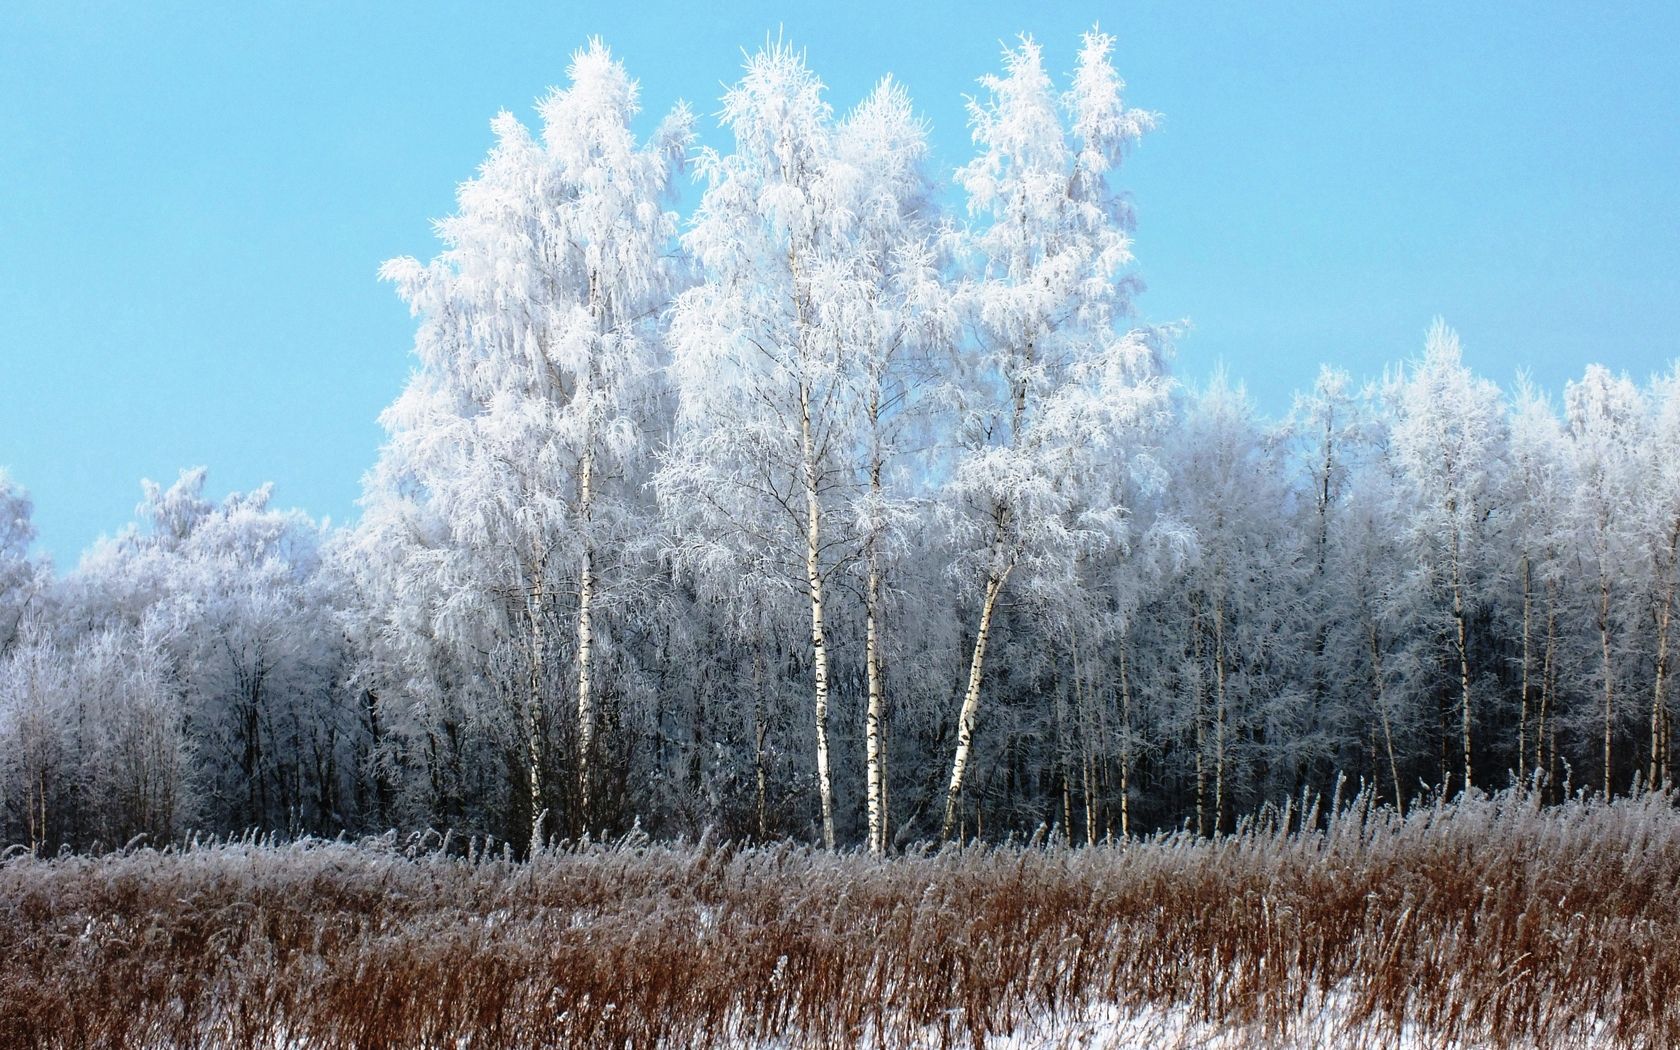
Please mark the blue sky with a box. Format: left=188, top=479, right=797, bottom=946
left=3, top=2, right=1677, bottom=563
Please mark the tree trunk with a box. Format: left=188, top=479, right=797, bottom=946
left=941, top=566, right=1009, bottom=840
left=1450, top=527, right=1473, bottom=794
left=1369, top=621, right=1403, bottom=816
left=1651, top=528, right=1676, bottom=789
left=1601, top=576, right=1615, bottom=799
left=753, top=642, right=768, bottom=841
left=1652, top=598, right=1671, bottom=790
left=1191, top=595, right=1208, bottom=837
left=865, top=547, right=885, bottom=854
left=576, top=268, right=603, bottom=836
left=799, top=379, right=836, bottom=850
left=1119, top=642, right=1133, bottom=840
left=1519, top=554, right=1531, bottom=786
left=576, top=442, right=595, bottom=834
left=527, top=573, right=547, bottom=853
left=1538, top=588, right=1557, bottom=793
left=1213, top=595, right=1228, bottom=835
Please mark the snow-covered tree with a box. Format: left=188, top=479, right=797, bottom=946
left=937, top=30, right=1166, bottom=838
left=1505, top=379, right=1576, bottom=786
left=659, top=43, right=936, bottom=848
left=0, top=471, right=48, bottom=653
left=69, top=470, right=339, bottom=834
left=376, top=40, right=689, bottom=843
left=1388, top=320, right=1506, bottom=794
left=1564, top=365, right=1646, bottom=797
left=1640, top=366, right=1680, bottom=786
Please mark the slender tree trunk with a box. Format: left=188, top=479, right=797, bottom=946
left=1370, top=621, right=1402, bottom=816
left=799, top=380, right=836, bottom=849
left=1119, top=642, right=1133, bottom=840
left=527, top=572, right=547, bottom=853
left=1539, top=593, right=1558, bottom=797
left=1652, top=598, right=1671, bottom=790
left=1519, top=555, right=1532, bottom=786
left=1192, top=595, right=1208, bottom=837
left=576, top=442, right=595, bottom=834
left=865, top=552, right=886, bottom=854
left=941, top=336, right=1033, bottom=842
left=1651, top=530, right=1676, bottom=789
left=753, top=642, right=768, bottom=841
left=576, top=269, right=605, bottom=836
left=942, top=565, right=1010, bottom=840
left=1070, top=633, right=1096, bottom=846
left=1055, top=670, right=1072, bottom=844
left=1450, top=527, right=1473, bottom=794
left=1213, top=595, right=1228, bottom=835
left=1601, top=576, right=1615, bottom=799
left=864, top=441, right=887, bottom=854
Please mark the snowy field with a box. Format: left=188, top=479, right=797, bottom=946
left=2, top=789, right=1676, bottom=1049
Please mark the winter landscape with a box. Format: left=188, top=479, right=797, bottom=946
left=4, top=6, right=1679, bottom=1048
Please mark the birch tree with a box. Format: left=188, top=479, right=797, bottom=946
left=1641, top=366, right=1680, bottom=787
left=832, top=80, right=949, bottom=854
left=938, top=30, right=1166, bottom=838
left=0, top=472, right=47, bottom=654
left=1505, top=380, right=1575, bottom=786
left=1564, top=365, right=1645, bottom=797
left=660, top=42, right=875, bottom=848
left=379, top=41, right=689, bottom=843
left=1388, top=321, right=1505, bottom=794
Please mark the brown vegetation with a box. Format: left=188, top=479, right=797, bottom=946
left=3, top=789, right=1678, bottom=1049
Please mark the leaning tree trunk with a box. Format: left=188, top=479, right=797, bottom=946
left=1369, top=620, right=1403, bottom=816
left=941, top=558, right=1011, bottom=840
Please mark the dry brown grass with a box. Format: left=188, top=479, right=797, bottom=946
left=3, top=789, right=1678, bottom=1049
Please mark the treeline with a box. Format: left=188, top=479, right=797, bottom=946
left=1, top=35, right=1676, bottom=854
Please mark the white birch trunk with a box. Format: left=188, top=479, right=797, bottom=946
left=1449, top=524, right=1473, bottom=794
left=1213, top=595, right=1228, bottom=835
left=576, top=442, right=595, bottom=833
left=865, top=552, right=885, bottom=854
left=800, top=379, right=836, bottom=850
left=1519, top=555, right=1531, bottom=785
left=941, top=567, right=1008, bottom=840
left=527, top=573, right=547, bottom=853
left=1119, top=642, right=1133, bottom=840
left=1601, top=576, right=1616, bottom=799
left=1369, top=620, right=1403, bottom=816
left=575, top=271, right=600, bottom=835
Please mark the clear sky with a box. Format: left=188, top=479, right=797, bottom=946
left=3, top=2, right=1677, bottom=564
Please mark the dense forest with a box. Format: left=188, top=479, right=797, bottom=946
left=3, top=35, right=1677, bottom=856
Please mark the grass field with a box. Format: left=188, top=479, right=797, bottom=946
left=3, top=789, right=1677, bottom=1049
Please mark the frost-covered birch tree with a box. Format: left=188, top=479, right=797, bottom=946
left=1564, top=366, right=1645, bottom=797
left=1640, top=367, right=1680, bottom=787
left=1389, top=321, right=1505, bottom=794
left=377, top=40, right=689, bottom=843
left=830, top=80, right=949, bottom=854
left=0, top=472, right=47, bottom=654
left=938, top=31, right=1166, bottom=838
left=659, top=43, right=897, bottom=848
